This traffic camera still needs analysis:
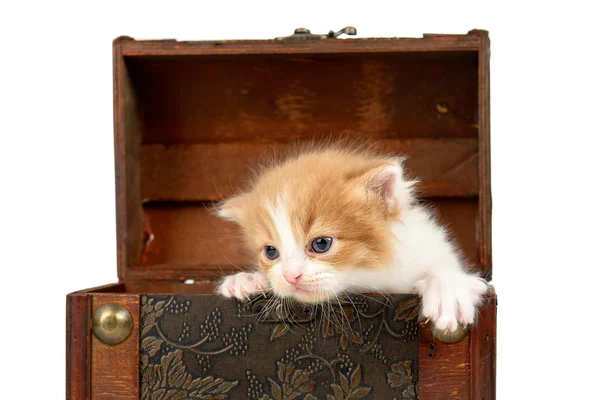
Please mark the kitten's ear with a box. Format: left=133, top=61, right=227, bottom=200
left=354, top=158, right=417, bottom=215
left=217, top=195, right=246, bottom=223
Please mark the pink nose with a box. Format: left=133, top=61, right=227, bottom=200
left=284, top=271, right=302, bottom=285
left=283, top=258, right=303, bottom=285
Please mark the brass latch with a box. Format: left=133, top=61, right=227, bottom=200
left=276, top=26, right=357, bottom=40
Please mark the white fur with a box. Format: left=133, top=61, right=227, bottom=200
left=217, top=162, right=489, bottom=332
left=335, top=206, right=488, bottom=330
left=264, top=199, right=341, bottom=302
left=218, top=272, right=268, bottom=299
left=266, top=197, right=301, bottom=261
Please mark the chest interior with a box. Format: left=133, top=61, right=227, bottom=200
left=115, top=35, right=489, bottom=285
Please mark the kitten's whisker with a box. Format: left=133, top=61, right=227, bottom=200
left=336, top=286, right=363, bottom=334
left=326, top=299, right=344, bottom=332
left=262, top=296, right=282, bottom=325
left=317, top=288, right=325, bottom=347
left=283, top=297, right=304, bottom=337
left=362, top=294, right=394, bottom=310
left=228, top=175, right=237, bottom=197
left=218, top=251, right=246, bottom=273
left=333, top=294, right=351, bottom=336
left=333, top=292, right=361, bottom=344
left=334, top=277, right=396, bottom=299
left=212, top=181, right=226, bottom=202
left=214, top=263, right=229, bottom=282
left=201, top=201, right=220, bottom=218
left=329, top=280, right=391, bottom=307
left=255, top=294, right=278, bottom=324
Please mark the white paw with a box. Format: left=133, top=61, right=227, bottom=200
left=217, top=272, right=268, bottom=300
left=414, top=272, right=488, bottom=332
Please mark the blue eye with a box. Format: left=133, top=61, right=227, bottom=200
left=264, top=246, right=280, bottom=260
left=311, top=237, right=333, bottom=253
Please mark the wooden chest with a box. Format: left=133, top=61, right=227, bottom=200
left=66, top=27, right=496, bottom=400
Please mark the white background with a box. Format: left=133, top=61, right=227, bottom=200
left=1, top=0, right=599, bottom=398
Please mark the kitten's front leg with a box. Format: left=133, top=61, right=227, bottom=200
left=217, top=272, right=268, bottom=300
left=414, top=270, right=489, bottom=332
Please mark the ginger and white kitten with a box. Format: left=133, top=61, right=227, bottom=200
left=216, top=145, right=488, bottom=332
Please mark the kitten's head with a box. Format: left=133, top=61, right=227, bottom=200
left=218, top=146, right=416, bottom=303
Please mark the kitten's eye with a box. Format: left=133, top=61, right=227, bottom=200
left=310, top=237, right=333, bottom=253
left=264, top=246, right=280, bottom=260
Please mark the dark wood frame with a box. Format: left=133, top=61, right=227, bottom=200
left=67, top=283, right=496, bottom=399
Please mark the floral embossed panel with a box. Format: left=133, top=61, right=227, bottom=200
left=140, top=294, right=419, bottom=399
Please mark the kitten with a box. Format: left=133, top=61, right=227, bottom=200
left=216, top=143, right=488, bottom=332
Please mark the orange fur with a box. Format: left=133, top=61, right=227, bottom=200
left=217, top=140, right=489, bottom=331
left=219, top=142, right=413, bottom=298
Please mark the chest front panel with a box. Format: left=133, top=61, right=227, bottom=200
left=140, top=294, right=420, bottom=399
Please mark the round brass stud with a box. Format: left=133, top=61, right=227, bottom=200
left=430, top=321, right=470, bottom=344
left=92, top=303, right=133, bottom=345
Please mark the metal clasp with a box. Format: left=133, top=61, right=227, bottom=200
left=276, top=26, right=357, bottom=40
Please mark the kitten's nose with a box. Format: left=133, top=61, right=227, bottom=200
left=284, top=271, right=303, bottom=285
left=283, top=258, right=303, bottom=285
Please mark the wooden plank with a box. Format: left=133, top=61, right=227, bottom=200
left=474, top=30, right=493, bottom=279
left=140, top=139, right=479, bottom=201
left=72, top=283, right=126, bottom=294
left=114, top=40, right=145, bottom=280
left=471, top=290, right=497, bottom=400
left=140, top=202, right=247, bottom=273
left=418, top=323, right=471, bottom=399
left=118, top=33, right=482, bottom=56
left=431, top=198, right=479, bottom=269
left=417, top=289, right=496, bottom=399
left=127, top=51, right=478, bottom=144
left=91, top=294, right=140, bottom=400
left=121, top=198, right=478, bottom=280
left=124, top=281, right=217, bottom=294
left=66, top=285, right=127, bottom=399
left=66, top=293, right=91, bottom=400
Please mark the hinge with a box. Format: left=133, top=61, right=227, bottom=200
left=276, top=26, right=357, bottom=40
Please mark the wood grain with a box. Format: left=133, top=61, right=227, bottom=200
left=471, top=289, right=497, bottom=399
left=118, top=33, right=482, bottom=57
left=114, top=39, right=145, bottom=280
left=117, top=198, right=479, bottom=281
left=66, top=293, right=91, bottom=400
left=67, top=285, right=127, bottom=399
left=127, top=51, right=478, bottom=144
left=113, top=32, right=489, bottom=280
left=140, top=138, right=479, bottom=201
left=124, top=280, right=217, bottom=294
left=475, top=30, right=493, bottom=279
left=79, top=283, right=126, bottom=293
left=91, top=294, right=140, bottom=399
left=418, top=323, right=471, bottom=399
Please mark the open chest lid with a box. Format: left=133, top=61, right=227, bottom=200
left=113, top=28, right=491, bottom=283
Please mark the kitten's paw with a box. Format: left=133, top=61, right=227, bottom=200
left=415, top=273, right=488, bottom=332
left=217, top=272, right=268, bottom=300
